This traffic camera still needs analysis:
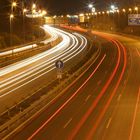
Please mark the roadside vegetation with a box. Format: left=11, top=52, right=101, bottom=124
left=0, top=17, right=46, bottom=50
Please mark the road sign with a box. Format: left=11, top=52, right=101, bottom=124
left=57, top=73, right=62, bottom=79
left=55, top=60, right=64, bottom=69
left=128, top=14, right=140, bottom=26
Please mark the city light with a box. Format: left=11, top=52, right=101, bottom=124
left=129, top=8, right=132, bottom=12
left=134, top=7, right=138, bottom=11
left=122, top=8, right=126, bottom=13
left=10, top=14, right=14, bottom=19
left=12, top=2, right=17, bottom=7
left=32, top=3, right=36, bottom=9
left=102, top=11, right=105, bottom=14
left=23, top=8, right=27, bottom=13
left=111, top=5, right=115, bottom=10
left=106, top=11, right=110, bottom=14
left=53, top=15, right=57, bottom=19
left=42, top=10, right=47, bottom=16
left=79, top=13, right=84, bottom=16
left=117, top=10, right=120, bottom=13
left=67, top=15, right=71, bottom=18
left=88, top=4, right=93, bottom=9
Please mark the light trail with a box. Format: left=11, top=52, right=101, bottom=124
left=0, top=26, right=88, bottom=97
left=0, top=25, right=58, bottom=57
left=0, top=26, right=70, bottom=77
left=0, top=28, right=77, bottom=85
left=27, top=54, right=106, bottom=140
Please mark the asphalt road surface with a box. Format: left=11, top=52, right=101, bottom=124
left=6, top=28, right=139, bottom=140
left=0, top=26, right=89, bottom=115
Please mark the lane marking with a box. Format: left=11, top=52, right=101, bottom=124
left=124, top=79, right=127, bottom=85
left=63, top=118, right=73, bottom=129
left=85, top=95, right=91, bottom=102
left=0, top=34, right=88, bottom=97
left=106, top=117, right=112, bottom=129
left=117, top=94, right=122, bottom=102
left=69, top=38, right=122, bottom=140
left=86, top=39, right=127, bottom=139
left=27, top=54, right=106, bottom=140
left=129, top=87, right=140, bottom=140
left=136, top=48, right=140, bottom=57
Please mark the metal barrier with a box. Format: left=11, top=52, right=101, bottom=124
left=0, top=39, right=101, bottom=139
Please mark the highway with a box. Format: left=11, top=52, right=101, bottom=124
left=0, top=25, right=88, bottom=115
left=4, top=27, right=139, bottom=140
left=0, top=25, right=58, bottom=57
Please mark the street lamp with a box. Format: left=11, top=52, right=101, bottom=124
left=11, top=1, right=17, bottom=13
left=116, top=10, right=120, bottom=13
left=23, top=8, right=27, bottom=13
left=88, top=4, right=96, bottom=13
left=10, top=14, right=14, bottom=19
left=134, top=7, right=138, bottom=11
left=129, top=8, right=132, bottom=13
left=32, top=3, right=36, bottom=9
left=42, top=10, right=47, bottom=16
left=122, top=8, right=126, bottom=13
left=134, top=7, right=138, bottom=14
left=110, top=5, right=118, bottom=12
left=111, top=5, right=115, bottom=10
left=10, top=14, right=14, bottom=47
left=12, top=2, right=17, bottom=7
left=22, top=8, right=27, bottom=43
left=88, top=4, right=93, bottom=9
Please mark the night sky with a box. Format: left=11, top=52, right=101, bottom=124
left=0, top=0, right=139, bottom=15
left=40, top=0, right=139, bottom=14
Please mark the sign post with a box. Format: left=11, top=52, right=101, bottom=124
left=55, top=60, right=64, bottom=81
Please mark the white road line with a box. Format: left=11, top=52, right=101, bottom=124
left=136, top=48, right=140, bottom=57
left=85, top=95, right=91, bottom=102
left=129, top=87, right=140, bottom=140
left=0, top=28, right=88, bottom=97
left=117, top=94, right=122, bottom=102
left=106, top=117, right=112, bottom=129
left=0, top=25, right=58, bottom=57
left=63, top=118, right=73, bottom=128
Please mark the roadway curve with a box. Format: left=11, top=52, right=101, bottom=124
left=9, top=28, right=140, bottom=140
left=0, top=26, right=88, bottom=114
left=0, top=25, right=58, bottom=57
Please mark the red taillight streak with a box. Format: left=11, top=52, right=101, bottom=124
left=68, top=36, right=122, bottom=140
left=129, top=87, right=140, bottom=140
left=27, top=54, right=106, bottom=140
left=86, top=40, right=127, bottom=139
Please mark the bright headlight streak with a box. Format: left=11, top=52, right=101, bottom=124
left=0, top=31, right=78, bottom=88
left=0, top=33, right=87, bottom=97
left=0, top=26, right=76, bottom=83
left=0, top=27, right=70, bottom=76
left=0, top=33, right=86, bottom=92
left=0, top=26, right=58, bottom=57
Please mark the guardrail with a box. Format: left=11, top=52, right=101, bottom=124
left=0, top=37, right=62, bottom=68
left=0, top=35, right=101, bottom=139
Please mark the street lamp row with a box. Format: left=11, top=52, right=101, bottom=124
left=78, top=6, right=139, bottom=17
left=9, top=2, right=47, bottom=47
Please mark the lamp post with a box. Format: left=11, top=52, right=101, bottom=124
left=31, top=3, right=36, bottom=41
left=88, top=4, right=95, bottom=32
left=88, top=4, right=93, bottom=9
left=10, top=14, right=14, bottom=48
left=11, top=1, right=17, bottom=13
left=134, top=7, right=138, bottom=14
left=10, top=1, right=16, bottom=48
left=22, top=8, right=27, bottom=43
